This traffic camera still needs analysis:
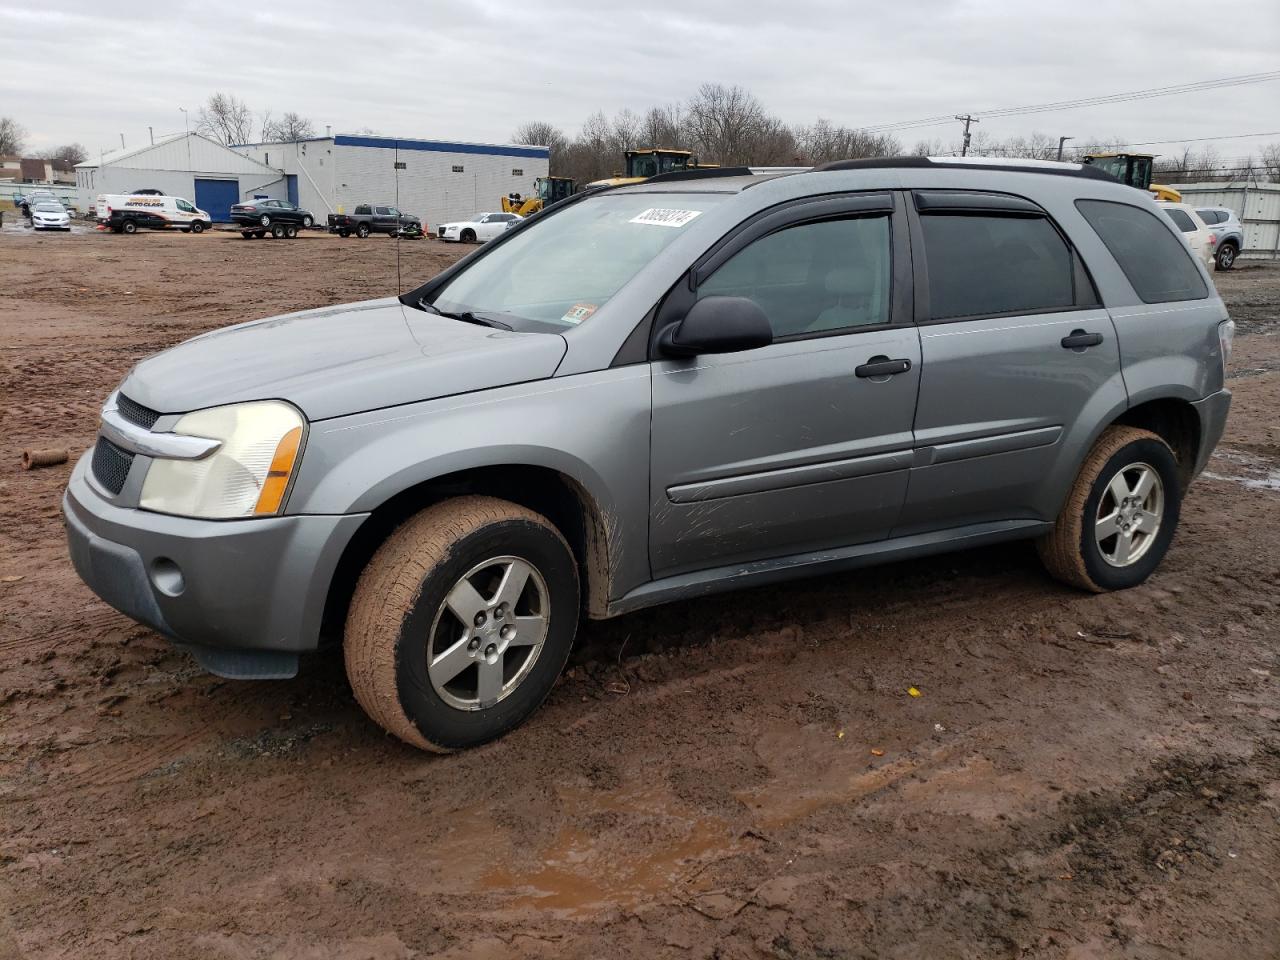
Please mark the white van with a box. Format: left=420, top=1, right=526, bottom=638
left=95, top=194, right=212, bottom=234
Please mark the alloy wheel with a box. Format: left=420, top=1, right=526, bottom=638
left=1095, top=462, right=1164, bottom=567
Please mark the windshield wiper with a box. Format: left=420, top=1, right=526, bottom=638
left=415, top=298, right=512, bottom=330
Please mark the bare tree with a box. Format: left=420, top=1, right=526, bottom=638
left=261, top=111, right=316, bottom=142
left=511, top=121, right=569, bottom=174
left=42, top=143, right=88, bottom=165
left=794, top=119, right=898, bottom=165
left=1260, top=143, right=1280, bottom=181
left=639, top=105, right=687, bottom=151
left=0, top=116, right=26, bottom=155
left=196, top=93, right=254, bottom=145
left=684, top=83, right=771, bottom=166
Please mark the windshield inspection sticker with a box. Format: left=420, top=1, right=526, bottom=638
left=561, top=303, right=598, bottom=325
left=630, top=208, right=702, bottom=228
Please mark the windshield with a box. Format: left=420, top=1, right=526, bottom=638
left=430, top=192, right=725, bottom=330
left=35, top=203, right=63, bottom=212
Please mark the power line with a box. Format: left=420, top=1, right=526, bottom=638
left=1108, top=130, right=1280, bottom=148
left=856, top=71, right=1280, bottom=134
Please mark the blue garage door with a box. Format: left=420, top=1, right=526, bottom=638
left=286, top=175, right=299, bottom=206
left=194, top=178, right=240, bottom=222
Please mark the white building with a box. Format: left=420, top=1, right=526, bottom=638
left=232, top=134, right=550, bottom=229
left=75, top=133, right=285, bottom=221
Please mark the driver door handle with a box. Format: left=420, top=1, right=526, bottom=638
left=1061, top=330, right=1104, bottom=350
left=855, top=357, right=912, bottom=379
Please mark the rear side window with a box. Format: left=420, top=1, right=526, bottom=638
left=354, top=205, right=371, bottom=215
left=920, top=214, right=1074, bottom=320
left=1163, top=208, right=1196, bottom=232
left=1195, top=209, right=1221, bottom=225
left=1076, top=199, right=1208, bottom=304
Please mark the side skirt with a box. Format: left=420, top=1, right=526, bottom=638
left=607, top=518, right=1051, bottom=617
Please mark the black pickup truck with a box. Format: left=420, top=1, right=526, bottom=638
left=327, top=204, right=422, bottom=238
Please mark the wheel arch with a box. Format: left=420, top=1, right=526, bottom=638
left=1110, top=396, right=1201, bottom=491
left=320, top=463, right=617, bottom=647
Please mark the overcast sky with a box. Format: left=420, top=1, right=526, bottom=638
left=4, top=0, right=1278, bottom=160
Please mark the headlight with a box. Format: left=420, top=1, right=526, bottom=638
left=140, top=401, right=305, bottom=519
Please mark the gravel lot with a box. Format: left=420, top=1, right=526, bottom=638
left=1, top=227, right=1278, bottom=959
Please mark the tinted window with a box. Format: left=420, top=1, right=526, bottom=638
left=920, top=214, right=1073, bottom=320
left=1195, top=209, right=1223, bottom=225
left=375, top=206, right=391, bottom=215
left=1163, top=208, right=1197, bottom=232
left=698, top=216, right=892, bottom=337
left=1076, top=199, right=1208, bottom=303
left=355, top=205, right=371, bottom=215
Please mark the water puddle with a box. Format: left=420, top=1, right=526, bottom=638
left=1203, top=448, right=1280, bottom=492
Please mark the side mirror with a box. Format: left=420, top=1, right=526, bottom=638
left=658, top=296, right=773, bottom=358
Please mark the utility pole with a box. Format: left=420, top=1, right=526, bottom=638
left=148, top=126, right=154, bottom=145
left=1057, top=135, right=1073, bottom=162
left=955, top=114, right=979, bottom=156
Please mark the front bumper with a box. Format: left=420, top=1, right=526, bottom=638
left=1190, top=387, right=1232, bottom=477
left=63, top=452, right=367, bottom=678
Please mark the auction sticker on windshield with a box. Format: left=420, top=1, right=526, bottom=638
left=561, top=303, right=598, bottom=325
left=630, top=208, right=702, bottom=228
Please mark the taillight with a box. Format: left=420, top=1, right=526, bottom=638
left=1218, top=319, right=1235, bottom=372
left=1208, top=233, right=1217, bottom=246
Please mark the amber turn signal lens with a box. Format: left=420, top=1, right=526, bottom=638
left=253, top=426, right=303, bottom=515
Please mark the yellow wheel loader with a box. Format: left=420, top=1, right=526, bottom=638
left=1082, top=153, right=1182, bottom=202
left=585, top=148, right=719, bottom=189
left=501, top=176, right=576, bottom=217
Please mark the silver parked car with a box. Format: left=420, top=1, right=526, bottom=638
left=1194, top=206, right=1245, bottom=271
left=64, top=157, right=1233, bottom=751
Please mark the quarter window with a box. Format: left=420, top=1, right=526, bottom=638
left=1163, top=208, right=1197, bottom=232
left=697, top=216, right=892, bottom=337
left=1076, top=199, right=1208, bottom=304
left=920, top=214, right=1074, bottom=320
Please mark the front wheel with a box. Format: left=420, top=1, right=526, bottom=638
left=460, top=228, right=476, bottom=243
left=1037, top=426, right=1181, bottom=592
left=345, top=496, right=580, bottom=752
left=1215, top=242, right=1238, bottom=271
left=190, top=220, right=205, bottom=234
left=301, top=215, right=313, bottom=228
left=259, top=214, right=271, bottom=227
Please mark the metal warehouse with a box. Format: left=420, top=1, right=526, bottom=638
left=74, top=133, right=286, bottom=221
left=232, top=134, right=550, bottom=229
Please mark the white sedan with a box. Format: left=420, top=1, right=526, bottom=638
left=31, top=201, right=72, bottom=231
left=435, top=212, right=521, bottom=243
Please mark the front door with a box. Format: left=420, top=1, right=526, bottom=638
left=649, top=194, right=921, bottom=578
left=894, top=191, right=1127, bottom=535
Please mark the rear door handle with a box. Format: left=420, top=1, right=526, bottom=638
left=1061, top=330, right=1104, bottom=350
left=855, top=356, right=912, bottom=379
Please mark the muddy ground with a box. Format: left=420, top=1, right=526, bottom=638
left=1, top=226, right=1278, bottom=959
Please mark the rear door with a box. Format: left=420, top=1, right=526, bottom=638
left=896, top=190, right=1127, bottom=535
left=648, top=192, right=922, bottom=577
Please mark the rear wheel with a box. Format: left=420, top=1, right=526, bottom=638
left=344, top=496, right=579, bottom=752
left=121, top=219, right=137, bottom=234
left=259, top=214, right=271, bottom=227
left=241, top=230, right=255, bottom=239
left=1037, top=426, right=1181, bottom=592
left=271, top=224, right=286, bottom=239
left=356, top=223, right=370, bottom=238
left=190, top=220, right=205, bottom=234
left=1216, top=242, right=1238, bottom=271
left=285, top=225, right=298, bottom=239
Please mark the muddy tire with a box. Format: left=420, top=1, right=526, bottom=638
left=1037, top=426, right=1181, bottom=593
left=345, top=496, right=579, bottom=752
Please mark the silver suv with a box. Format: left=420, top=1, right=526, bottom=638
left=1195, top=206, right=1245, bottom=271
left=64, top=157, right=1233, bottom=751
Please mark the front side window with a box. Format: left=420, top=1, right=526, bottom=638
left=697, top=216, right=892, bottom=337
left=429, top=192, right=726, bottom=330
left=375, top=206, right=391, bottom=216
left=1077, top=199, right=1207, bottom=304
left=1163, top=208, right=1196, bottom=233
left=921, top=214, right=1074, bottom=320
left=176, top=199, right=194, bottom=212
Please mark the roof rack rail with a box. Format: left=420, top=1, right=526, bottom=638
left=642, top=166, right=755, bottom=184
left=812, top=155, right=1116, bottom=182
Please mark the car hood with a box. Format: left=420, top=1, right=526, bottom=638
left=119, top=297, right=567, bottom=421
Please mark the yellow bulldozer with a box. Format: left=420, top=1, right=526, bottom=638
left=1081, top=153, right=1182, bottom=202
left=585, top=148, right=718, bottom=189
left=501, top=176, right=576, bottom=217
